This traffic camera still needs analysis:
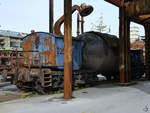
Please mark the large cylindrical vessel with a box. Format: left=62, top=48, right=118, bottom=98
left=77, top=31, right=120, bottom=77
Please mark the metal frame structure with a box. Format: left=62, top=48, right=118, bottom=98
left=105, top=0, right=150, bottom=83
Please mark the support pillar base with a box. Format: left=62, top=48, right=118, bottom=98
left=116, top=81, right=137, bottom=86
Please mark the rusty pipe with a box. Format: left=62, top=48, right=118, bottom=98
left=77, top=13, right=80, bottom=36
left=54, top=4, right=93, bottom=36
left=81, top=16, right=84, bottom=34
left=77, top=13, right=84, bottom=36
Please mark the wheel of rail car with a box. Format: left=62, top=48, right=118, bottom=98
left=35, top=79, right=45, bottom=94
left=16, top=81, right=22, bottom=89
left=16, top=81, right=25, bottom=90
left=1, top=70, right=8, bottom=82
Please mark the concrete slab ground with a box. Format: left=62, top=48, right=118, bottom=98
left=0, top=75, right=20, bottom=102
left=0, top=81, right=150, bottom=113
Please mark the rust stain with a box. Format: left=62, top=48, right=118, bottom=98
left=23, top=33, right=41, bottom=67
left=42, top=36, right=55, bottom=65
left=23, top=34, right=56, bottom=66
left=23, top=35, right=34, bottom=67
left=49, top=36, right=52, bottom=64
left=23, top=36, right=33, bottom=51
left=51, top=43, right=55, bottom=65
left=43, top=37, right=50, bottom=65
left=44, top=37, right=49, bottom=46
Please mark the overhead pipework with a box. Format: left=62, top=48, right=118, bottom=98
left=53, top=4, right=93, bottom=36
left=77, top=13, right=84, bottom=36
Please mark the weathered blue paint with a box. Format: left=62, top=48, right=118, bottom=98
left=55, top=37, right=82, bottom=70
left=23, top=32, right=82, bottom=70
left=130, top=50, right=145, bottom=78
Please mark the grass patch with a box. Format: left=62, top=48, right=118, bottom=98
left=46, top=90, right=64, bottom=95
left=4, top=93, right=9, bottom=96
left=74, top=87, right=84, bottom=91
left=18, top=86, right=85, bottom=99
left=0, top=99, right=9, bottom=103
left=19, top=91, right=40, bottom=99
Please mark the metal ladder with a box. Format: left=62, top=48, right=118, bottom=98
left=42, top=73, right=52, bottom=87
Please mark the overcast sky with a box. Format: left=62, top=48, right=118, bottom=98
left=0, top=0, right=145, bottom=37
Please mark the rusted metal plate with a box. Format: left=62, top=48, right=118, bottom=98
left=0, top=50, right=23, bottom=82
left=126, top=0, right=150, bottom=24
left=104, top=0, right=121, bottom=7
left=22, top=32, right=82, bottom=70
left=105, top=0, right=150, bottom=24
left=23, top=32, right=56, bottom=67
left=105, top=0, right=150, bottom=16
left=125, top=0, right=150, bottom=17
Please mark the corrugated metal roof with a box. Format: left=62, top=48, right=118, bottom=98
left=0, top=30, right=28, bottom=38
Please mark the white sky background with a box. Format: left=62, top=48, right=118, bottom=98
left=0, top=0, right=145, bottom=37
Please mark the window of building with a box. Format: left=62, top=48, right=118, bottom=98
left=20, top=42, right=23, bottom=48
left=10, top=41, right=20, bottom=47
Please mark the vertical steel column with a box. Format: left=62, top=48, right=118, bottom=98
left=81, top=17, right=84, bottom=34
left=64, top=0, right=72, bottom=99
left=144, top=24, right=150, bottom=80
left=119, top=5, right=131, bottom=83
left=49, top=0, right=54, bottom=33
left=125, top=18, right=131, bottom=82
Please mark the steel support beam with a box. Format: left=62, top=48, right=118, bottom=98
left=64, top=0, right=72, bottom=99
left=144, top=24, right=150, bottom=80
left=49, top=0, right=54, bottom=33
left=119, top=6, right=131, bottom=83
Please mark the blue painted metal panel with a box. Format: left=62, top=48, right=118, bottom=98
left=29, top=32, right=55, bottom=66
left=23, top=32, right=82, bottom=70
left=55, top=37, right=64, bottom=69
left=72, top=40, right=82, bottom=70
left=55, top=37, right=82, bottom=70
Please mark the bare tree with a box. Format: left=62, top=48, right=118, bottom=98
left=91, top=13, right=110, bottom=33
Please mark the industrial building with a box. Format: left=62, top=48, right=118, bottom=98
left=0, top=30, right=27, bottom=51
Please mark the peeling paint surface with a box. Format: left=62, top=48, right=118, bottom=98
left=22, top=32, right=82, bottom=70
